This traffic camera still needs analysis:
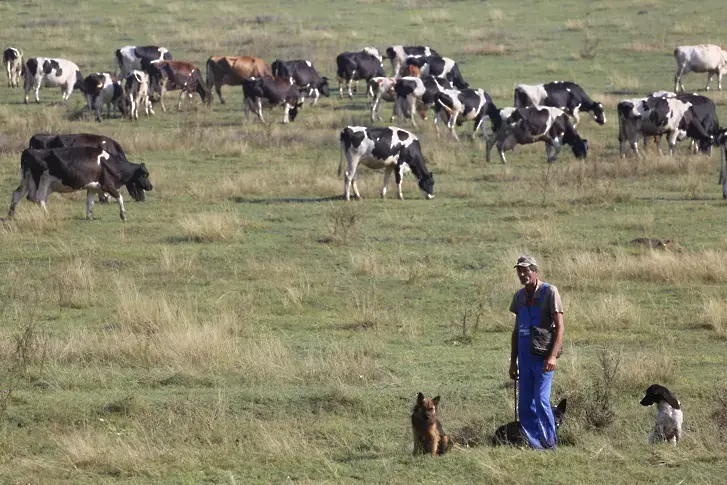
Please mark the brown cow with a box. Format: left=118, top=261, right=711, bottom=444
left=142, top=60, right=209, bottom=112
left=205, top=56, right=272, bottom=106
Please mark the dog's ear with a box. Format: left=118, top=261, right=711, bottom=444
left=432, top=396, right=440, bottom=407
left=556, top=398, right=567, bottom=414
left=416, top=392, right=424, bottom=404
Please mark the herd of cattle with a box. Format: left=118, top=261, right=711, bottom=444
left=3, top=42, right=727, bottom=220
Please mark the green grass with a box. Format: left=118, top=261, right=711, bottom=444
left=1, top=0, right=727, bottom=483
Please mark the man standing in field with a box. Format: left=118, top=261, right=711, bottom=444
left=508, top=255, right=564, bottom=449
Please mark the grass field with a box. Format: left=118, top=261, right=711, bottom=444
left=1, top=0, right=727, bottom=483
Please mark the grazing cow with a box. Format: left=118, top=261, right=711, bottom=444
left=404, top=55, right=468, bottom=89
left=271, top=59, right=329, bottom=105
left=115, top=45, right=172, bottom=78
left=368, top=76, right=399, bottom=121
left=125, top=70, right=155, bottom=120
left=485, top=106, right=589, bottom=163
left=9, top=146, right=153, bottom=221
left=205, top=56, right=272, bottom=105
left=3, top=47, right=23, bottom=87
left=28, top=133, right=145, bottom=202
left=676, top=93, right=719, bottom=153
left=336, top=49, right=385, bottom=99
left=241, top=76, right=303, bottom=123
left=338, top=126, right=435, bottom=201
left=385, top=45, right=438, bottom=77
left=514, top=81, right=606, bottom=127
left=23, top=57, right=84, bottom=104
left=393, top=76, right=452, bottom=127
left=674, top=44, right=727, bottom=93
left=143, top=60, right=209, bottom=111
left=434, top=88, right=500, bottom=141
left=624, top=95, right=699, bottom=156
left=83, top=72, right=126, bottom=121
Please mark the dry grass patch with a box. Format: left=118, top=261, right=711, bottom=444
left=158, top=247, right=198, bottom=275
left=462, top=43, right=506, bottom=56
left=697, top=297, right=727, bottom=339
left=556, top=249, right=727, bottom=285
left=54, top=258, right=96, bottom=309
left=1, top=205, right=63, bottom=235
left=563, top=18, right=587, bottom=31
left=608, top=72, right=640, bottom=92
left=618, top=351, right=675, bottom=391
left=178, top=209, right=240, bottom=242
left=569, top=293, right=643, bottom=332
left=622, top=42, right=665, bottom=53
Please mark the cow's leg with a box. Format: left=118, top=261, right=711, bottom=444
left=395, top=165, right=405, bottom=200
left=371, top=93, right=380, bottom=121
left=343, top=156, right=356, bottom=201
left=311, top=88, right=319, bottom=106
left=485, top=134, right=495, bottom=162
left=256, top=98, right=265, bottom=123
left=407, top=97, right=418, bottom=128
left=283, top=102, right=291, bottom=124
left=5, top=63, right=10, bottom=87
left=449, top=112, right=460, bottom=140
left=160, top=86, right=167, bottom=112
left=572, top=109, right=580, bottom=128
left=8, top=183, right=27, bottom=218
left=86, top=191, right=95, bottom=220
left=706, top=71, right=715, bottom=91
left=497, top=138, right=508, bottom=164
left=549, top=137, right=562, bottom=163
left=104, top=188, right=126, bottom=221
left=667, top=131, right=678, bottom=155
left=338, top=77, right=344, bottom=99
left=217, top=83, right=225, bottom=104
left=347, top=78, right=354, bottom=99
left=243, top=97, right=251, bottom=120
left=33, top=81, right=41, bottom=103
left=719, top=70, right=724, bottom=91
left=178, top=91, right=185, bottom=110
left=381, top=167, right=392, bottom=198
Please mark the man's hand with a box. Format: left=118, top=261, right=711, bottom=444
left=509, top=361, right=518, bottom=380
left=543, top=355, right=557, bottom=372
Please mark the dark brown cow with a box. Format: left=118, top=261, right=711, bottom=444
left=142, top=60, right=208, bottom=112
left=205, top=56, right=272, bottom=105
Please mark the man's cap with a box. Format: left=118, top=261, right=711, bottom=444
left=514, top=255, right=538, bottom=269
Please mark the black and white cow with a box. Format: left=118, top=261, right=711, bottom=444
left=618, top=94, right=698, bottom=156
left=404, top=55, right=468, bottom=89
left=716, top=130, right=727, bottom=199
left=23, top=57, right=84, bottom=104
left=393, top=76, right=452, bottom=127
left=385, top=45, right=438, bottom=77
left=338, top=126, right=435, bottom=200
left=83, top=72, right=126, bottom=121
left=28, top=133, right=145, bottom=202
left=115, top=45, right=172, bottom=78
left=9, top=146, right=153, bottom=221
left=514, top=81, right=605, bottom=127
left=676, top=93, right=719, bottom=153
left=271, top=59, right=330, bottom=105
left=242, top=76, right=303, bottom=123
left=486, top=106, right=589, bottom=163
left=674, top=44, right=727, bottom=93
left=125, top=70, right=155, bottom=120
left=336, top=49, right=385, bottom=99
left=4, top=47, right=23, bottom=87
left=434, top=88, right=500, bottom=141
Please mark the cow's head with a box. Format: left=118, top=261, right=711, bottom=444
left=592, top=102, right=606, bottom=125
left=318, top=77, right=330, bottom=97
left=126, top=163, right=153, bottom=201
left=418, top=172, right=435, bottom=199
left=84, top=73, right=106, bottom=95
left=42, top=59, right=61, bottom=76
left=570, top=138, right=589, bottom=159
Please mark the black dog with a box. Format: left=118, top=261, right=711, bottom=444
left=492, top=399, right=567, bottom=446
left=640, top=384, right=683, bottom=445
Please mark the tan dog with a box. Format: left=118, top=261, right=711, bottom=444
left=411, top=392, right=452, bottom=456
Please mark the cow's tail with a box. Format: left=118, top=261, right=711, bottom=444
left=74, top=70, right=87, bottom=94
left=450, top=63, right=468, bottom=89
left=115, top=49, right=123, bottom=76
left=205, top=57, right=215, bottom=106
left=486, top=100, right=503, bottom=132
left=436, top=97, right=455, bottom=115
left=338, top=128, right=349, bottom=177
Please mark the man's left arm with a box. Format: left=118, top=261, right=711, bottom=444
left=544, top=311, right=563, bottom=372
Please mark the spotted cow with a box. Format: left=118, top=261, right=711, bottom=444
left=514, top=81, right=605, bottom=127
left=338, top=126, right=435, bottom=200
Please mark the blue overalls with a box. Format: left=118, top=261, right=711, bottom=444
left=517, top=283, right=557, bottom=449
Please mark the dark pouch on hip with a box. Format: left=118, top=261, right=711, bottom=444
left=529, top=325, right=562, bottom=358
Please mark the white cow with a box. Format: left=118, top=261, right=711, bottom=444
left=368, top=76, right=398, bottom=121
left=674, top=44, right=727, bottom=92
left=125, top=70, right=154, bottom=120
left=3, top=47, right=23, bottom=87
left=23, top=57, right=83, bottom=104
